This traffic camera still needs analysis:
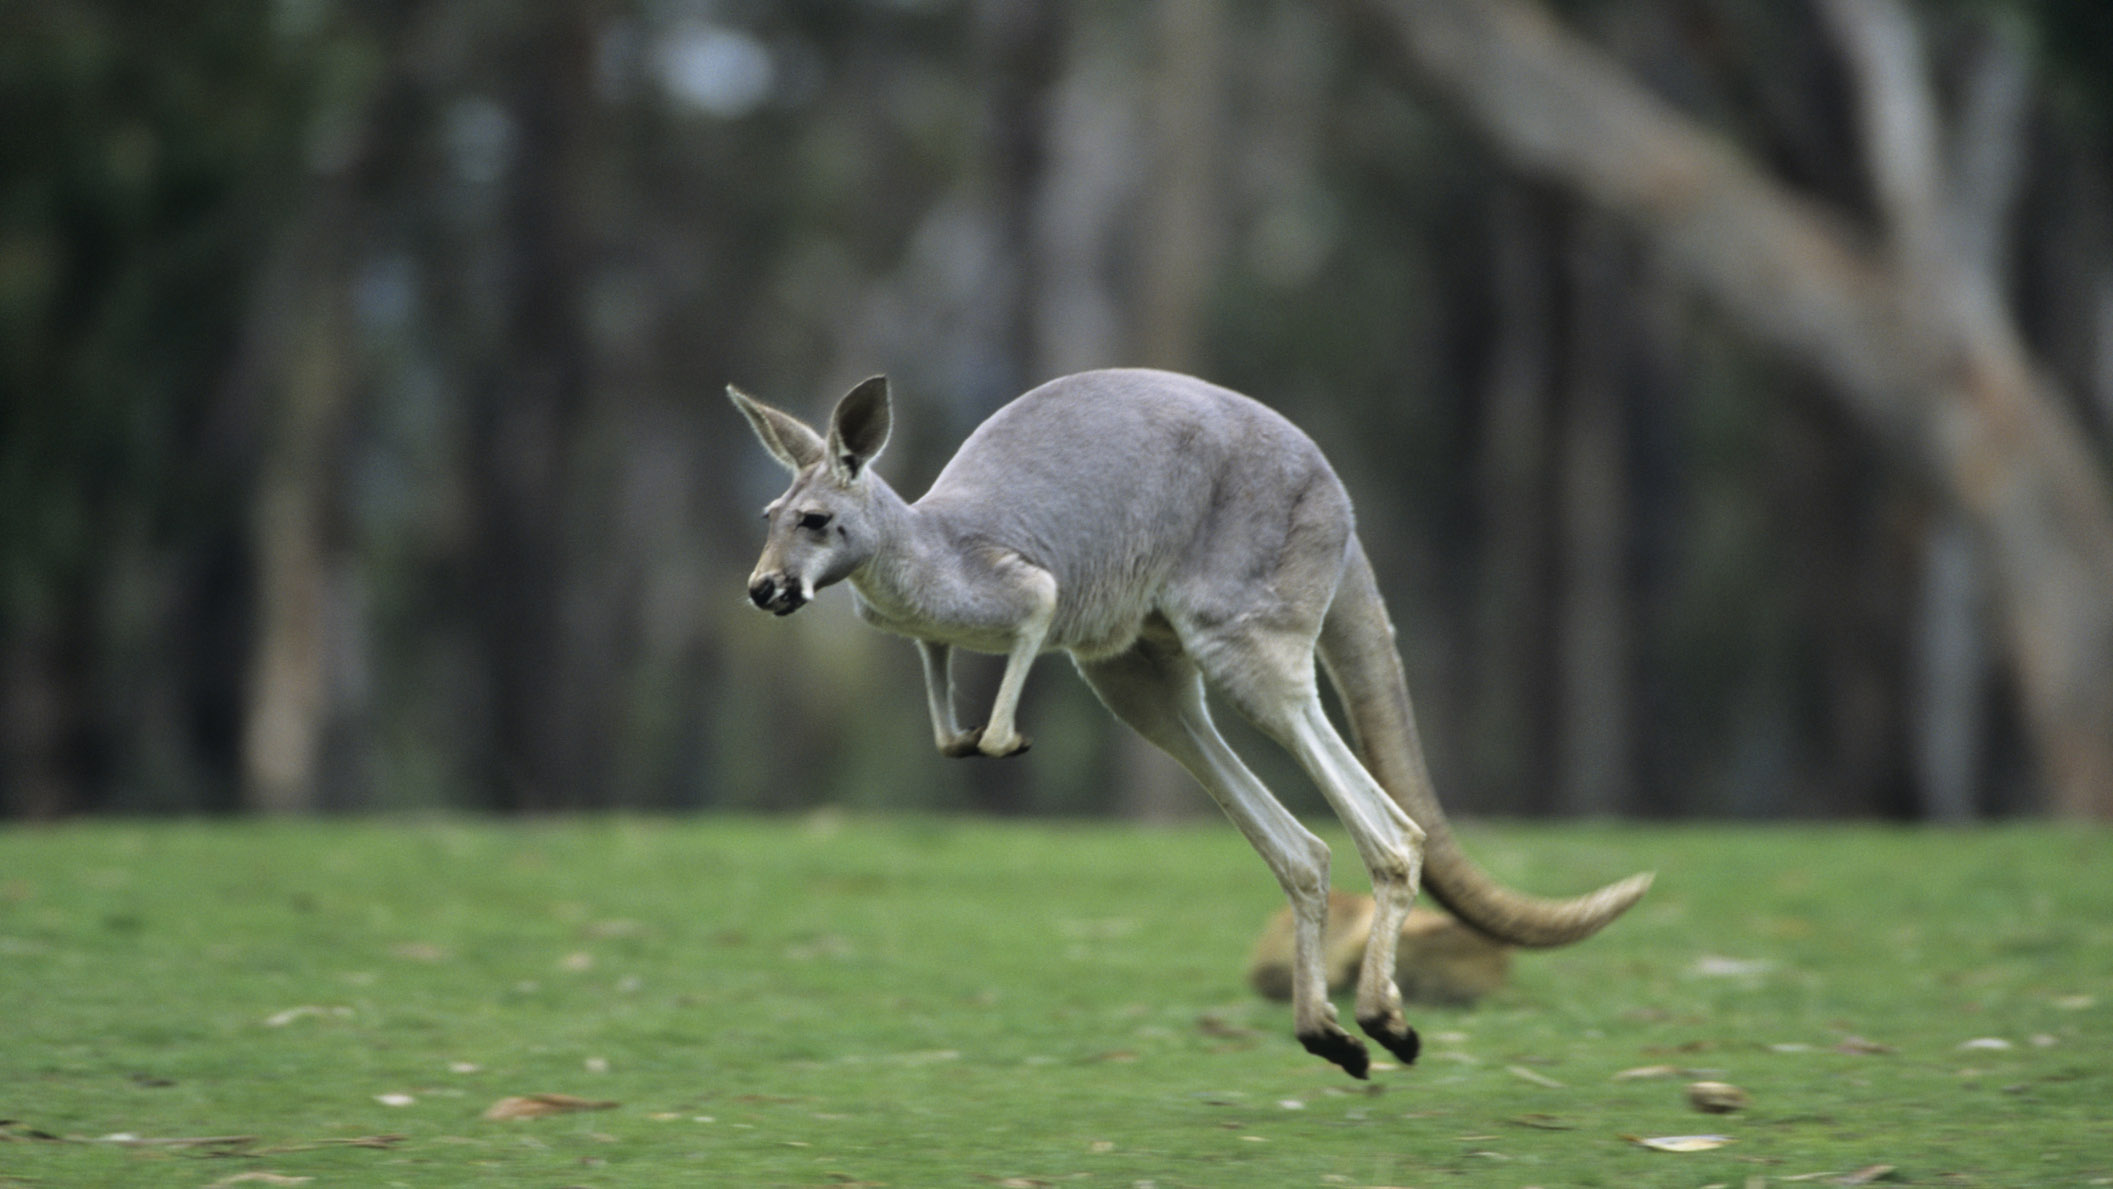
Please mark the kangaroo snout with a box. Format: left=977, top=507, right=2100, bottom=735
left=748, top=574, right=808, bottom=616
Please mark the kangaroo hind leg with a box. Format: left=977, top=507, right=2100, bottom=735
left=1074, top=640, right=1370, bottom=1078
left=1193, top=626, right=1427, bottom=1067
left=1281, top=694, right=1425, bottom=1064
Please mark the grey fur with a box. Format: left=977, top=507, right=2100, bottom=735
left=731, top=368, right=1651, bottom=1077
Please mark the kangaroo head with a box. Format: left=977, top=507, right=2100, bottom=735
left=728, top=375, right=893, bottom=616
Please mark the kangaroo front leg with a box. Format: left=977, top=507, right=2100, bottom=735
left=916, top=641, right=985, bottom=757
left=972, top=560, right=1057, bottom=757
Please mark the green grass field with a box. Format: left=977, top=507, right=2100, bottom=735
left=2, top=818, right=2108, bottom=1187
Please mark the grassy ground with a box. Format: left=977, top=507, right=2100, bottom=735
left=1, top=817, right=2108, bottom=1187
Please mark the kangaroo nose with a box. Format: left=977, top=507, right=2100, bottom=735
left=749, top=576, right=778, bottom=609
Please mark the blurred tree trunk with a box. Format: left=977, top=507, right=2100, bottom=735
left=467, top=8, right=604, bottom=812
left=1355, top=0, right=2113, bottom=818
left=1470, top=182, right=1558, bottom=815
left=1915, top=514, right=1986, bottom=819
left=1136, top=0, right=1226, bottom=375
left=978, top=0, right=1064, bottom=402
left=0, top=635, right=74, bottom=818
left=1031, top=27, right=1140, bottom=380
left=2098, top=284, right=2113, bottom=434
left=241, top=196, right=353, bottom=814
left=1555, top=209, right=1636, bottom=816
left=1896, top=17, right=2028, bottom=820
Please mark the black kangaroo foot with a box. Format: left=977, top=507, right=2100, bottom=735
left=1356, top=1010, right=1421, bottom=1066
left=1299, top=1026, right=1371, bottom=1080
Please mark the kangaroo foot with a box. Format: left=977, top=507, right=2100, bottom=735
left=976, top=729, right=1031, bottom=757
left=1298, top=1025, right=1371, bottom=1080
left=939, top=727, right=1033, bottom=758
left=1356, top=1009, right=1421, bottom=1066
left=938, top=729, right=985, bottom=758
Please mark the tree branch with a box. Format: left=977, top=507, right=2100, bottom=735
left=1351, top=0, right=2113, bottom=816
left=1818, top=0, right=1945, bottom=264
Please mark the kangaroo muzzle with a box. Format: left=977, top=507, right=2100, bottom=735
left=748, top=573, right=809, bottom=616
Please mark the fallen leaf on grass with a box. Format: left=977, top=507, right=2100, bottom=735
left=1836, top=1166, right=1900, bottom=1185
left=1612, top=1064, right=1683, bottom=1081
left=1690, top=956, right=1773, bottom=978
left=374, top=1093, right=416, bottom=1107
left=1835, top=1036, right=1895, bottom=1056
left=1195, top=1011, right=1259, bottom=1039
left=1509, top=1113, right=1575, bottom=1130
left=97, top=1133, right=258, bottom=1151
left=262, top=1005, right=353, bottom=1028
left=1505, top=1064, right=1566, bottom=1089
left=203, top=1174, right=312, bottom=1187
left=482, top=1094, right=618, bottom=1121
left=1958, top=1037, right=2012, bottom=1051
left=251, top=1134, right=406, bottom=1154
left=1625, top=1133, right=1733, bottom=1152
left=1686, top=1081, right=1751, bottom=1113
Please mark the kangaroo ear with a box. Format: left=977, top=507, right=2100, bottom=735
left=826, top=375, right=891, bottom=482
left=727, top=385, right=825, bottom=472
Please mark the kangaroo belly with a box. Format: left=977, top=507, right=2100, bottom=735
left=1048, top=593, right=1157, bottom=661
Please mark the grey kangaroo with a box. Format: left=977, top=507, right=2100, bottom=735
left=731, top=368, right=1651, bottom=1078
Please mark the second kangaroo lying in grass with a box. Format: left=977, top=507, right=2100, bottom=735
left=731, top=368, right=1651, bottom=1078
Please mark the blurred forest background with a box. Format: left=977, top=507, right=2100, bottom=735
left=5, top=0, right=2113, bottom=822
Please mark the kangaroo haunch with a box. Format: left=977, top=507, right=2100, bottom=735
left=731, top=368, right=1653, bottom=1079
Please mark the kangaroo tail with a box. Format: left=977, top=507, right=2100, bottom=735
left=1318, top=537, right=1652, bottom=948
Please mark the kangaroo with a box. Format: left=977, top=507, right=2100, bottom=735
left=731, top=368, right=1651, bottom=1078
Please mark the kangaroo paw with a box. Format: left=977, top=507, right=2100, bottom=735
left=1298, top=1026, right=1371, bottom=1080
left=975, top=731, right=1032, bottom=758
left=938, top=728, right=985, bottom=758
left=1356, top=1010, right=1421, bottom=1066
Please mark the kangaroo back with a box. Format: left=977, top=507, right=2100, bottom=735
left=1318, top=538, right=1653, bottom=947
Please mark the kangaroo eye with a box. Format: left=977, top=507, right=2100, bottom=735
left=797, top=511, right=832, bottom=532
